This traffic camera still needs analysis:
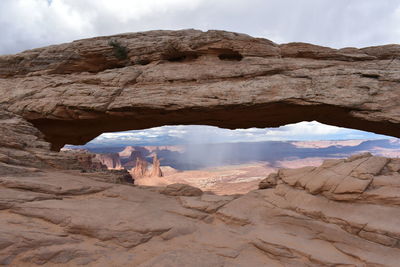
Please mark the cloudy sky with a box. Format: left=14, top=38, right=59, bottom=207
left=1, top=0, right=398, bottom=145
left=84, top=122, right=390, bottom=147
left=1, top=0, right=399, bottom=55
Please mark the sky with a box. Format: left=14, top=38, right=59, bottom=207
left=1, top=0, right=398, bottom=145
left=83, top=122, right=391, bottom=147
left=0, top=0, right=399, bottom=55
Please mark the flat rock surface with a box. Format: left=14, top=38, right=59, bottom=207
left=1, top=154, right=400, bottom=266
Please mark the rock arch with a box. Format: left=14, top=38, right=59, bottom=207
left=0, top=29, right=399, bottom=150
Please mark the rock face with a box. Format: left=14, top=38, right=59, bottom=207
left=258, top=173, right=278, bottom=189
left=1, top=154, right=400, bottom=266
left=150, top=154, right=163, bottom=177
left=160, top=183, right=203, bottom=196
left=130, top=157, right=148, bottom=178
left=118, top=146, right=137, bottom=157
left=260, top=152, right=400, bottom=204
left=1, top=30, right=400, bottom=266
left=123, top=150, right=144, bottom=169
left=0, top=30, right=399, bottom=150
left=0, top=108, right=105, bottom=174
left=95, top=153, right=123, bottom=169
left=130, top=154, right=163, bottom=179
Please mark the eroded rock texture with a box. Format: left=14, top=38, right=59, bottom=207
left=95, top=153, right=123, bottom=169
left=130, top=154, right=163, bottom=179
left=1, top=30, right=400, bottom=266
left=0, top=109, right=106, bottom=175
left=0, top=30, right=399, bottom=150
left=0, top=154, right=399, bottom=266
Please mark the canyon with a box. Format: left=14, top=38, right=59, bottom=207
left=0, top=29, right=399, bottom=266
left=69, top=139, right=400, bottom=194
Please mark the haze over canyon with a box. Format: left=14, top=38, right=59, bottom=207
left=65, top=136, right=400, bottom=194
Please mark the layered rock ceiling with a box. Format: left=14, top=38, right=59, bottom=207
left=0, top=29, right=399, bottom=150
left=1, top=30, right=400, bottom=266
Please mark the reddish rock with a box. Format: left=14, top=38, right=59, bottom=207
left=150, top=154, right=163, bottom=178
left=118, top=146, right=136, bottom=158
left=160, top=183, right=203, bottom=196
left=130, top=157, right=148, bottom=179
left=123, top=150, right=144, bottom=169
left=0, top=30, right=398, bottom=150
left=258, top=173, right=278, bottom=189
left=95, top=153, right=122, bottom=169
left=129, top=153, right=163, bottom=179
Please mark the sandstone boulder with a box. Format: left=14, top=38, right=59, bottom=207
left=160, top=183, right=203, bottom=196
left=261, top=152, right=400, bottom=204
left=258, top=172, right=278, bottom=189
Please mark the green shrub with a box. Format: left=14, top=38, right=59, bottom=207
left=108, top=39, right=128, bottom=60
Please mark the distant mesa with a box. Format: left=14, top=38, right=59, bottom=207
left=124, top=150, right=145, bottom=169
left=95, top=153, right=123, bottom=170
left=118, top=146, right=137, bottom=157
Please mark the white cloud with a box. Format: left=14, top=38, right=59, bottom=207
left=266, top=121, right=342, bottom=137
left=87, top=121, right=390, bottom=146
left=1, top=0, right=400, bottom=54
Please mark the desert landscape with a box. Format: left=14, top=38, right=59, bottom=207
left=65, top=138, right=400, bottom=194
left=0, top=27, right=399, bottom=266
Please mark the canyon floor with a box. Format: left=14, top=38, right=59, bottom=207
left=89, top=139, right=400, bottom=195
left=1, top=153, right=400, bottom=266
left=138, top=160, right=322, bottom=195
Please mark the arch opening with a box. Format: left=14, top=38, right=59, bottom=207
left=63, top=122, right=400, bottom=195
left=30, top=102, right=400, bottom=152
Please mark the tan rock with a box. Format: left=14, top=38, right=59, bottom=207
left=95, top=153, right=122, bottom=169
left=150, top=154, right=163, bottom=177
left=1, top=30, right=400, bottom=266
left=160, top=183, right=203, bottom=196
left=130, top=156, right=148, bottom=178
left=0, top=155, right=399, bottom=265
left=0, top=30, right=398, bottom=150
left=258, top=172, right=278, bottom=189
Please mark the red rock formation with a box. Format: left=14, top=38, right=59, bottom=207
left=118, top=146, right=136, bottom=158
left=0, top=109, right=108, bottom=174
left=95, top=153, right=122, bottom=169
left=150, top=154, right=163, bottom=177
left=0, top=30, right=398, bottom=150
left=75, top=153, right=108, bottom=171
left=123, top=150, right=144, bottom=169
left=129, top=153, right=163, bottom=179
left=1, top=30, right=400, bottom=266
left=130, top=157, right=148, bottom=179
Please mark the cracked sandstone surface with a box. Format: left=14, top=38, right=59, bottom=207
left=0, top=30, right=400, bottom=266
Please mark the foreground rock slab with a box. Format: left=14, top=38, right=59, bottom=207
left=0, top=154, right=400, bottom=266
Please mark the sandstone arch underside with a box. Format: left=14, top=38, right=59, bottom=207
left=0, top=29, right=399, bottom=150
